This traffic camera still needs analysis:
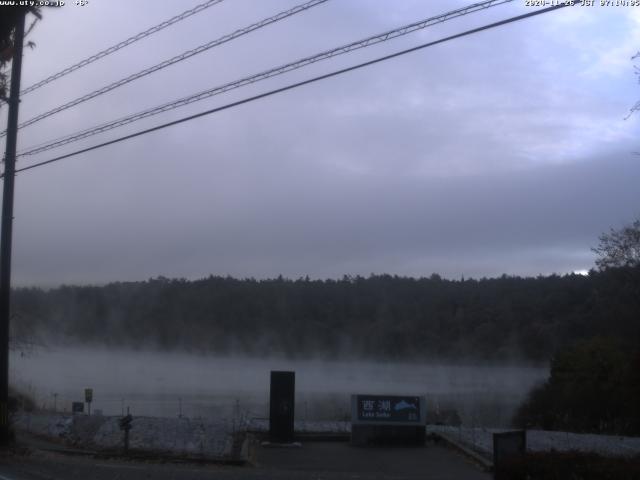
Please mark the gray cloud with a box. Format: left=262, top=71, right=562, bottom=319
left=3, top=0, right=639, bottom=285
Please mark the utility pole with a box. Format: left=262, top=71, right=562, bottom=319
left=0, top=11, right=26, bottom=446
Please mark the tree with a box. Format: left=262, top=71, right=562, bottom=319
left=0, top=6, right=41, bottom=102
left=592, top=218, right=640, bottom=270
left=513, top=337, right=639, bottom=434
left=629, top=51, right=640, bottom=120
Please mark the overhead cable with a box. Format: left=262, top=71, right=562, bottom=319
left=20, top=0, right=226, bottom=95
left=4, top=0, right=329, bottom=138
left=7, top=2, right=576, bottom=177
left=17, top=0, right=514, bottom=156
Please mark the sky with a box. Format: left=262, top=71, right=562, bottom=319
left=1, top=0, right=639, bottom=286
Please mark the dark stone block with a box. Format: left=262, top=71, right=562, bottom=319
left=269, top=371, right=295, bottom=443
left=493, top=430, right=526, bottom=471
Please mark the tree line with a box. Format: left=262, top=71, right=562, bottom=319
left=10, top=266, right=640, bottom=363
left=513, top=336, right=640, bottom=435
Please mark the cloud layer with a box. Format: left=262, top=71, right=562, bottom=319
left=3, top=0, right=639, bottom=285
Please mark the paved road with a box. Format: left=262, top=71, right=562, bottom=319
left=257, top=440, right=490, bottom=479
left=0, top=440, right=490, bottom=479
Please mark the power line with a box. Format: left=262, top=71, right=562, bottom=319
left=4, top=0, right=329, bottom=138
left=17, top=0, right=515, bottom=157
left=7, top=2, right=575, bottom=177
left=20, top=0, right=226, bottom=96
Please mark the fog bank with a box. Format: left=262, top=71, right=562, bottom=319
left=11, top=347, right=547, bottom=427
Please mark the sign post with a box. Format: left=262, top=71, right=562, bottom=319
left=84, top=388, right=93, bottom=416
left=119, top=410, right=133, bottom=454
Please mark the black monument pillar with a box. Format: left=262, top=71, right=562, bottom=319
left=269, top=370, right=295, bottom=443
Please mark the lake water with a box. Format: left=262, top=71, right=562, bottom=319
left=10, top=347, right=547, bottom=427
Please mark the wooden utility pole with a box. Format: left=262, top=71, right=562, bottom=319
left=0, top=11, right=26, bottom=446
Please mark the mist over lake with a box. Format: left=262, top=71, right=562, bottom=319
left=10, top=347, right=547, bottom=427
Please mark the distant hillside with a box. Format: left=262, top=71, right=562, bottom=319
left=10, top=267, right=640, bottom=362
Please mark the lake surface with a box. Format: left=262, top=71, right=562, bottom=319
left=10, top=347, right=547, bottom=427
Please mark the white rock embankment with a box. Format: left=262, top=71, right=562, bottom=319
left=429, top=425, right=640, bottom=458
left=12, top=413, right=239, bottom=459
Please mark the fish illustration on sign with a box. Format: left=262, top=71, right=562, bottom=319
left=394, top=400, right=417, bottom=411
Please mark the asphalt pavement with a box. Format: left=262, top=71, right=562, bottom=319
left=0, top=438, right=490, bottom=480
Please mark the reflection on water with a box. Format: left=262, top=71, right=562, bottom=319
left=10, top=347, right=547, bottom=427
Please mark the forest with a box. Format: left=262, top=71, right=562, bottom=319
left=10, top=265, right=640, bottom=364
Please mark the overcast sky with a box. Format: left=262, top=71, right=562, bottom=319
left=1, top=0, right=639, bottom=286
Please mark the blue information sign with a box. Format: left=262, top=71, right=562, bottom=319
left=354, top=395, right=423, bottom=423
